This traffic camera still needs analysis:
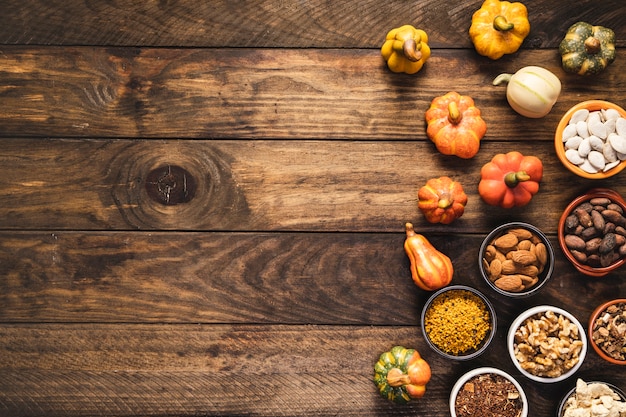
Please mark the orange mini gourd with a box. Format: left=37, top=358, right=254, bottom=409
left=404, top=223, right=453, bottom=291
left=478, top=151, right=543, bottom=208
left=425, top=91, right=487, bottom=159
left=418, top=176, right=467, bottom=224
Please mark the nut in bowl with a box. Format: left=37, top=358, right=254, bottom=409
left=557, top=379, right=626, bottom=417
left=555, top=100, right=626, bottom=179
left=588, top=299, right=626, bottom=365
left=449, top=367, right=528, bottom=417
left=421, top=285, right=496, bottom=361
left=558, top=188, right=626, bottom=277
left=508, top=306, right=587, bottom=383
left=479, top=222, right=554, bottom=297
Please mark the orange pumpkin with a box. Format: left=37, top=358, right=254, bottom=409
left=404, top=223, right=453, bottom=291
left=478, top=151, right=543, bottom=208
left=425, top=91, right=487, bottom=159
left=418, top=176, right=467, bottom=224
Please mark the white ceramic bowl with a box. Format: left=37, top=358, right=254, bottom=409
left=449, top=367, right=528, bottom=417
left=508, top=306, right=587, bottom=383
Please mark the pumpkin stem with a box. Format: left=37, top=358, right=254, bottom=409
left=387, top=368, right=411, bottom=387
left=447, top=101, right=462, bottom=124
left=493, top=15, right=514, bottom=32
left=584, top=36, right=601, bottom=55
left=504, top=171, right=530, bottom=188
left=405, top=222, right=416, bottom=237
left=402, top=38, right=422, bottom=62
left=492, top=73, right=512, bottom=86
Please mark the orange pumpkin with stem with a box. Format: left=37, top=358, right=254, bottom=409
left=478, top=151, right=543, bottom=208
left=418, top=176, right=467, bottom=224
left=425, top=91, right=487, bottom=159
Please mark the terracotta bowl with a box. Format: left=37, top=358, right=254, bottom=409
left=588, top=299, right=626, bottom=365
left=479, top=222, right=554, bottom=298
left=508, top=306, right=587, bottom=383
left=558, top=188, right=626, bottom=277
left=555, top=100, right=626, bottom=179
left=420, top=285, right=496, bottom=361
left=449, top=367, right=528, bottom=417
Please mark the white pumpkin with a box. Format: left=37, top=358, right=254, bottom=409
left=493, top=66, right=562, bottom=118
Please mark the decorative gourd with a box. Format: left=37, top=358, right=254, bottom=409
left=493, top=66, right=561, bottom=118
left=381, top=25, right=431, bottom=74
left=478, top=151, right=543, bottom=208
left=418, top=176, right=468, bottom=224
left=559, top=22, right=616, bottom=75
left=373, top=345, right=432, bottom=404
left=469, top=0, right=530, bottom=60
left=425, top=91, right=487, bottom=159
left=404, top=223, right=453, bottom=291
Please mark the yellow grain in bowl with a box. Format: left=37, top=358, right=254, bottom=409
left=421, top=286, right=496, bottom=360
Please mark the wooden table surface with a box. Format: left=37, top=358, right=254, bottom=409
left=1, top=1, right=625, bottom=416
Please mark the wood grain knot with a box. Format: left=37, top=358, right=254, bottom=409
left=145, top=165, right=196, bottom=205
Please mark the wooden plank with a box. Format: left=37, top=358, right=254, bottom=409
left=0, top=0, right=624, bottom=48
left=0, top=324, right=620, bottom=417
left=0, top=138, right=622, bottom=231
left=0, top=47, right=623, bottom=139
left=1, top=231, right=623, bottom=324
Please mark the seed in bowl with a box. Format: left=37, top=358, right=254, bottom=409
left=561, top=107, right=626, bottom=174
left=562, top=197, right=626, bottom=268
left=513, top=310, right=584, bottom=378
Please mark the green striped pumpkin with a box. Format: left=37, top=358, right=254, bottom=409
left=559, top=22, right=616, bottom=76
left=373, top=345, right=431, bottom=404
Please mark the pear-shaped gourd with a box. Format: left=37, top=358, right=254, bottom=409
left=493, top=66, right=561, bottom=118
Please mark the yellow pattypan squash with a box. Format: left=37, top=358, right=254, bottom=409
left=381, top=25, right=431, bottom=74
left=469, top=0, right=530, bottom=60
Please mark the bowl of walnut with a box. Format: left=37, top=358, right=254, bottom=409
left=508, top=306, right=587, bottom=383
left=479, top=222, right=554, bottom=298
left=558, top=188, right=626, bottom=277
left=588, top=299, right=626, bottom=365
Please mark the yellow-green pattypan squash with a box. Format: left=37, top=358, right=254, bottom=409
left=469, top=0, right=530, bottom=60
left=559, top=22, right=616, bottom=75
left=381, top=25, right=431, bottom=74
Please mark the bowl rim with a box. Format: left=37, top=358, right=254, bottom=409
left=507, top=305, right=587, bottom=383
left=479, top=222, right=555, bottom=297
left=554, top=100, right=626, bottom=179
left=449, top=367, right=528, bottom=417
left=588, top=298, right=626, bottom=365
left=557, top=379, right=626, bottom=417
left=557, top=188, right=626, bottom=276
left=420, top=285, right=496, bottom=361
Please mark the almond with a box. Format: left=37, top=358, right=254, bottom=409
left=489, top=258, right=502, bottom=280
left=508, top=250, right=537, bottom=266
left=517, top=239, right=532, bottom=251
left=493, top=233, right=518, bottom=251
left=534, top=242, right=548, bottom=266
left=508, top=228, right=533, bottom=240
left=494, top=275, right=524, bottom=292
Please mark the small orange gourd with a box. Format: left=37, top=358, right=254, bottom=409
left=418, top=176, right=467, bottom=225
left=425, top=91, right=487, bottom=159
left=404, top=223, right=453, bottom=291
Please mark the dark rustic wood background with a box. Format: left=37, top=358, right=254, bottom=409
left=0, top=1, right=625, bottom=416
